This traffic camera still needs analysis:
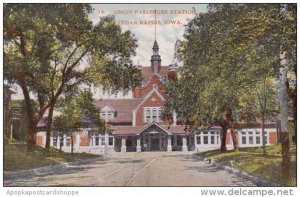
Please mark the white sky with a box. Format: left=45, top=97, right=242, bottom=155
left=90, top=4, right=207, bottom=66
left=9, top=4, right=208, bottom=100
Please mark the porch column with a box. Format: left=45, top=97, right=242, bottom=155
left=56, top=136, right=60, bottom=149
left=63, top=134, right=67, bottom=147
left=76, top=132, right=81, bottom=149
left=136, top=137, right=141, bottom=152
left=42, top=133, right=46, bottom=146
left=121, top=137, right=127, bottom=152
left=174, top=135, right=177, bottom=147
left=50, top=136, right=53, bottom=147
left=92, top=134, right=96, bottom=146
left=182, top=136, right=188, bottom=152
left=167, top=135, right=172, bottom=152
left=159, top=134, right=162, bottom=151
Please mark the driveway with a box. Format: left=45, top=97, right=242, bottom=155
left=4, top=152, right=256, bottom=186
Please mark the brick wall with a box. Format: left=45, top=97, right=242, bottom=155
left=135, top=91, right=168, bottom=126
left=269, top=131, right=277, bottom=144
left=80, top=134, right=89, bottom=146
left=132, top=75, right=166, bottom=98
left=36, top=135, right=43, bottom=145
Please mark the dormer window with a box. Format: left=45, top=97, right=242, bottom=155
left=100, top=111, right=115, bottom=120
left=100, top=105, right=116, bottom=120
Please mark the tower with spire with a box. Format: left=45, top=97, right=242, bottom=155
left=150, top=10, right=162, bottom=73
left=150, top=40, right=161, bottom=73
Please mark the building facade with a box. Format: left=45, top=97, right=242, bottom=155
left=36, top=40, right=278, bottom=153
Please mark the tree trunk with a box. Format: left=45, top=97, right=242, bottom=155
left=279, top=51, right=290, bottom=179
left=261, top=116, right=267, bottom=156
left=19, top=82, right=38, bottom=152
left=220, top=124, right=227, bottom=152
left=45, top=103, right=55, bottom=152
left=291, top=95, right=296, bottom=145
left=229, top=126, right=239, bottom=152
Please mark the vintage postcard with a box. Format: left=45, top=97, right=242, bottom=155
left=2, top=2, right=297, bottom=195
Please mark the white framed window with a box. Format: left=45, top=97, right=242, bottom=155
left=143, top=107, right=162, bottom=122
left=195, top=130, right=220, bottom=146
left=108, top=136, right=114, bottom=146
left=196, top=136, right=201, bottom=144
left=240, top=129, right=266, bottom=146
left=100, top=111, right=115, bottom=120
left=66, top=137, right=71, bottom=146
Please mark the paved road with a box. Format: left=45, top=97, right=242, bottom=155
left=4, top=152, right=256, bottom=186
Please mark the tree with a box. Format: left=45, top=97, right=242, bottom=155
left=53, top=89, right=105, bottom=154
left=164, top=4, right=295, bottom=177
left=4, top=4, right=141, bottom=152
left=239, top=75, right=279, bottom=155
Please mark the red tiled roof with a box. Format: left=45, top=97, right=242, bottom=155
left=165, top=125, right=190, bottom=134
left=112, top=126, right=143, bottom=135
left=141, top=66, right=169, bottom=86
left=235, top=123, right=277, bottom=129
left=95, top=98, right=141, bottom=123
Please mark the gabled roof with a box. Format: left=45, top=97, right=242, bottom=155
left=136, top=122, right=172, bottom=135
left=95, top=98, right=141, bottom=123
left=112, top=123, right=190, bottom=136
left=134, top=88, right=166, bottom=111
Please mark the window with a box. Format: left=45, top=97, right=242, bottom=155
left=109, top=137, right=114, bottom=146
left=95, top=136, right=99, bottom=146
left=242, top=136, right=247, bottom=144
left=196, top=136, right=201, bottom=144
left=153, top=108, right=157, bottom=121
left=158, top=108, right=162, bottom=121
left=144, top=107, right=162, bottom=122
left=107, top=112, right=114, bottom=119
left=100, top=111, right=115, bottom=120
left=256, top=136, right=261, bottom=144
left=211, top=136, right=215, bottom=144
left=101, top=136, right=105, bottom=145
left=53, top=137, right=57, bottom=147
left=190, top=136, right=194, bottom=145
left=66, top=138, right=71, bottom=146
left=249, top=136, right=254, bottom=144
left=146, top=109, right=151, bottom=122
left=203, top=136, right=208, bottom=144
left=263, top=132, right=268, bottom=144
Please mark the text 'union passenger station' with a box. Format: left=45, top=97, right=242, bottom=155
left=36, top=40, right=278, bottom=153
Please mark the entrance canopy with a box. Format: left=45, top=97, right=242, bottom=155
left=136, top=122, right=171, bottom=136
left=112, top=122, right=190, bottom=136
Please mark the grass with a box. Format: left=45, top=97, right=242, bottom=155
left=4, top=138, right=100, bottom=171
left=198, top=145, right=296, bottom=186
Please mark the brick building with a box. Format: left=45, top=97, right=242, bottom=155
left=36, top=40, right=278, bottom=153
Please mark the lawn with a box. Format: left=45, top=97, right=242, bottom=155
left=199, top=145, right=296, bottom=186
left=4, top=138, right=100, bottom=171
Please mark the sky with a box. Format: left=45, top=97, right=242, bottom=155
left=9, top=4, right=208, bottom=100
left=90, top=4, right=208, bottom=67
